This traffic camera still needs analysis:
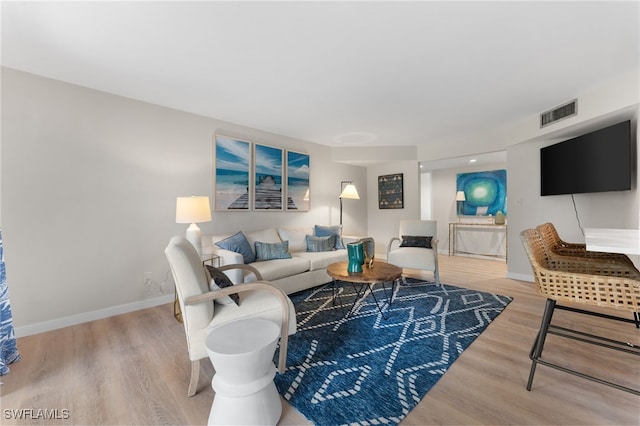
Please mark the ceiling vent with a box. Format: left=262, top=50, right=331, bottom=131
left=540, top=99, right=577, bottom=128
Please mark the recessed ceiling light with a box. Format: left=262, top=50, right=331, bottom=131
left=334, top=131, right=377, bottom=145
left=469, top=158, right=477, bottom=163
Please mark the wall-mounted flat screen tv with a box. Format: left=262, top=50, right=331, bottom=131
left=540, top=120, right=632, bottom=196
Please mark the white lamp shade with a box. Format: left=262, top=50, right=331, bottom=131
left=456, top=191, right=466, bottom=201
left=176, top=196, right=212, bottom=224
left=340, top=184, right=360, bottom=200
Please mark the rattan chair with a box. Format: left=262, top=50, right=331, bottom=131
left=520, top=228, right=640, bottom=395
left=536, top=222, right=634, bottom=266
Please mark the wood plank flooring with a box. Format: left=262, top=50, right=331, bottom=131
left=2, top=255, right=639, bottom=425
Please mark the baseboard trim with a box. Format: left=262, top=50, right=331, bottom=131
left=506, top=271, right=534, bottom=282
left=15, top=294, right=174, bottom=338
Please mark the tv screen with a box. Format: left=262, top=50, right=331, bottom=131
left=540, top=120, right=632, bottom=196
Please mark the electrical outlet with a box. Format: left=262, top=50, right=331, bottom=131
left=143, top=272, right=162, bottom=297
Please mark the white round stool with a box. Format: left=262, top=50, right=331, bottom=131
left=205, top=318, right=282, bottom=425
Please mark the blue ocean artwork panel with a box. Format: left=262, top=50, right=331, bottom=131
left=254, top=144, right=284, bottom=210
left=456, top=169, right=507, bottom=216
left=215, top=135, right=251, bottom=210
left=286, top=151, right=310, bottom=211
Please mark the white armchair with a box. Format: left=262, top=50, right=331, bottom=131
left=164, top=236, right=296, bottom=397
left=387, top=220, right=440, bottom=286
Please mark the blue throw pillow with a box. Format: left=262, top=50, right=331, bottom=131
left=314, top=225, right=344, bottom=249
left=215, top=231, right=256, bottom=263
left=255, top=241, right=292, bottom=261
left=306, top=234, right=336, bottom=252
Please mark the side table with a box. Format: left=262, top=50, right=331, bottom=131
left=206, top=318, right=282, bottom=425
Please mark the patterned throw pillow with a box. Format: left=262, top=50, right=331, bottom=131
left=305, top=234, right=336, bottom=252
left=314, top=224, right=345, bottom=249
left=399, top=235, right=433, bottom=249
left=255, top=241, right=292, bottom=261
left=215, top=231, right=256, bottom=263
left=205, top=265, right=239, bottom=306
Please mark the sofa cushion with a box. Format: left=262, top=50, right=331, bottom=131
left=246, top=228, right=281, bottom=254
left=314, top=225, right=345, bottom=249
left=205, top=265, right=239, bottom=305
left=306, top=234, right=335, bottom=252
left=215, top=231, right=255, bottom=263
left=248, top=257, right=310, bottom=282
left=293, top=250, right=348, bottom=271
left=255, top=240, right=292, bottom=261
left=278, top=227, right=313, bottom=253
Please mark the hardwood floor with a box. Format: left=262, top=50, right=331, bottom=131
left=3, top=255, right=639, bottom=425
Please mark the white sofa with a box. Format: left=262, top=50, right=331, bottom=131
left=202, top=227, right=354, bottom=295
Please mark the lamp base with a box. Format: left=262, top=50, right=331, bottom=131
left=186, top=223, right=202, bottom=256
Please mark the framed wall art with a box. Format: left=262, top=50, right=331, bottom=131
left=214, top=134, right=251, bottom=211
left=378, top=173, right=404, bottom=209
left=254, top=144, right=284, bottom=210
left=456, top=169, right=507, bottom=216
left=285, top=150, right=310, bottom=211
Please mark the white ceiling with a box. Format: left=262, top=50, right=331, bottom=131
left=2, top=1, right=638, bottom=155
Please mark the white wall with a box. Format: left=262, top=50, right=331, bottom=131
left=365, top=161, right=421, bottom=258
left=505, top=68, right=639, bottom=279
left=3, top=64, right=638, bottom=333
left=430, top=162, right=508, bottom=256
left=506, top=116, right=639, bottom=279
left=1, top=68, right=366, bottom=334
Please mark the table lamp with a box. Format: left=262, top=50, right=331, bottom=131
left=456, top=190, right=466, bottom=219
left=176, top=196, right=212, bottom=256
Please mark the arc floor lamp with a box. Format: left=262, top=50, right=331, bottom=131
left=339, top=181, right=360, bottom=226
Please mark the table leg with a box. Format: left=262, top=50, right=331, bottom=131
left=346, top=283, right=388, bottom=320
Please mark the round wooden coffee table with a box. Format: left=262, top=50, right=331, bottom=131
left=326, top=261, right=402, bottom=318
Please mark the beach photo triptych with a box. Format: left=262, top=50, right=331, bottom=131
left=214, top=135, right=309, bottom=212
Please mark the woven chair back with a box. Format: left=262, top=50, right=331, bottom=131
left=521, top=228, right=640, bottom=311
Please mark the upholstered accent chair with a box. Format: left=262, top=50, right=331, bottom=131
left=387, top=220, right=440, bottom=286
left=165, top=236, right=296, bottom=397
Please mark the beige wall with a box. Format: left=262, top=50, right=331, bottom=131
left=1, top=68, right=367, bottom=334
left=3, top=65, right=638, bottom=334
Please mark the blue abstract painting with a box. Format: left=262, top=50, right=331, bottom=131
left=456, top=169, right=507, bottom=216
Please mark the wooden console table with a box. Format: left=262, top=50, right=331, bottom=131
left=448, top=222, right=507, bottom=259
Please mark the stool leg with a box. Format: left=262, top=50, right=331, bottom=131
left=527, top=298, right=556, bottom=391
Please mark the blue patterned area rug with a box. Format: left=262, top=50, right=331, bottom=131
left=273, top=278, right=512, bottom=425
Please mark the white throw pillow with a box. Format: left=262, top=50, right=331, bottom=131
left=278, top=227, right=313, bottom=253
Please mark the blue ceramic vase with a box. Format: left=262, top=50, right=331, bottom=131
left=347, top=241, right=364, bottom=273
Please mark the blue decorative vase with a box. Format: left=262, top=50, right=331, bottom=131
left=347, top=242, right=364, bottom=273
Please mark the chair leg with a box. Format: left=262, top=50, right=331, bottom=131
left=187, top=359, right=200, bottom=397
left=277, top=332, right=289, bottom=374
left=434, top=268, right=441, bottom=288
left=527, top=298, right=556, bottom=391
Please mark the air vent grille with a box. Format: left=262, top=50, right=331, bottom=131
left=540, top=99, right=577, bottom=128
